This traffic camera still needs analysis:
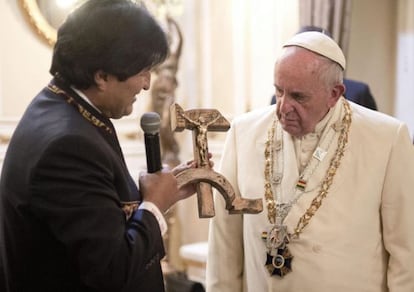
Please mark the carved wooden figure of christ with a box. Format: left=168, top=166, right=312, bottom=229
left=170, top=103, right=263, bottom=218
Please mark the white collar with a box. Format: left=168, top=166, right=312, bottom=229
left=71, top=86, right=102, bottom=113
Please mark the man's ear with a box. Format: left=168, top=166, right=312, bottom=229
left=94, top=70, right=109, bottom=90
left=328, top=83, right=345, bottom=107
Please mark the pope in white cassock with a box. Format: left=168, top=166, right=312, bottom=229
left=206, top=31, right=414, bottom=292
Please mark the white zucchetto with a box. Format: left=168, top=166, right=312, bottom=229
left=283, top=31, right=346, bottom=70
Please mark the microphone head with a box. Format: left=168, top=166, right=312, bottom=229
left=140, top=112, right=161, bottom=134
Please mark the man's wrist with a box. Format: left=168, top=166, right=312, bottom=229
left=138, top=201, right=168, bottom=236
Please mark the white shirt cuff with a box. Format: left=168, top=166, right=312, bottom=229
left=138, top=201, right=168, bottom=236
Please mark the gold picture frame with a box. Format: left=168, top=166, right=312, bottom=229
left=19, top=0, right=57, bottom=47
left=18, top=0, right=182, bottom=48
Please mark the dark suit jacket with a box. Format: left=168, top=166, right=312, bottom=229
left=270, top=78, right=378, bottom=111
left=343, top=79, right=377, bottom=110
left=0, top=78, right=166, bottom=292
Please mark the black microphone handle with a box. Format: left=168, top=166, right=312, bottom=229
left=144, top=132, right=162, bottom=173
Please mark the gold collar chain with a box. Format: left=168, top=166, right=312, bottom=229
left=47, top=83, right=113, bottom=135
left=264, top=99, right=352, bottom=238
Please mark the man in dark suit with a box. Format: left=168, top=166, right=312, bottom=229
left=0, top=1, right=196, bottom=291
left=343, top=78, right=377, bottom=110
left=271, top=26, right=378, bottom=111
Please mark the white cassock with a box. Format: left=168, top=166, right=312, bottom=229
left=206, top=97, right=414, bottom=292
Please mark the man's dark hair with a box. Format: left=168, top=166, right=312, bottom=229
left=50, top=0, right=169, bottom=89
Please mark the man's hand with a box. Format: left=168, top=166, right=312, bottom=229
left=139, top=153, right=214, bottom=213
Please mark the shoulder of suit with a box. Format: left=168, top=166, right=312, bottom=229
left=344, top=78, right=369, bottom=90
left=351, top=102, right=403, bottom=127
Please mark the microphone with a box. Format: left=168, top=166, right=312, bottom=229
left=140, top=112, right=162, bottom=173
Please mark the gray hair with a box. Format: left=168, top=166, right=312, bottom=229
left=315, top=55, right=344, bottom=88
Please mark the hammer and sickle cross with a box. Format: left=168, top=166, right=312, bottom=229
left=170, top=103, right=263, bottom=218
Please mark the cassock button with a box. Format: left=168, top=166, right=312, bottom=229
left=312, top=245, right=322, bottom=253
left=274, top=140, right=282, bottom=151
left=272, top=173, right=282, bottom=184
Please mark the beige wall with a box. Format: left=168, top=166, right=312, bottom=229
left=395, top=0, right=414, bottom=135
left=0, top=0, right=52, bottom=117
left=347, top=0, right=397, bottom=115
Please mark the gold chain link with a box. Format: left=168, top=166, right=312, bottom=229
left=264, top=117, right=278, bottom=224
left=264, top=99, right=352, bottom=238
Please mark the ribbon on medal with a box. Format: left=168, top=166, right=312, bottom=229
left=265, top=247, right=293, bottom=277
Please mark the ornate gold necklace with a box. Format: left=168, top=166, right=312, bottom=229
left=262, top=99, right=352, bottom=277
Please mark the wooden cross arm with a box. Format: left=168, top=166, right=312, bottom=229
left=176, top=168, right=263, bottom=218
left=170, top=103, right=230, bottom=132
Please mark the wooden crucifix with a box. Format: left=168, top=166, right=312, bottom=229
left=170, top=103, right=263, bottom=218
